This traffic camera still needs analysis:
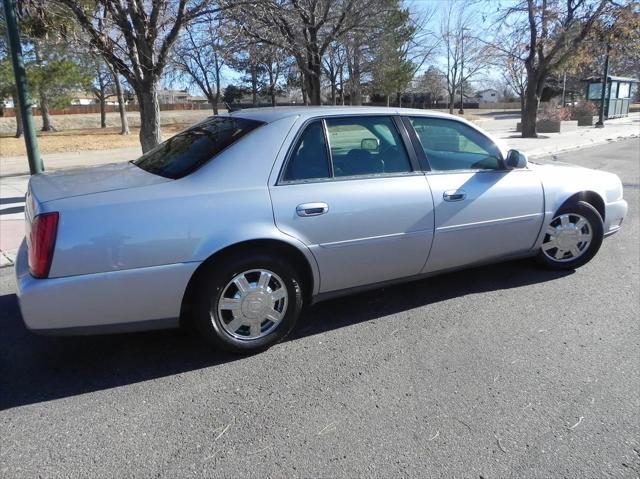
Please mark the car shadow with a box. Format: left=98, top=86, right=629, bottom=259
left=0, top=259, right=573, bottom=410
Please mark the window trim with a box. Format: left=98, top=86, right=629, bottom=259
left=403, top=116, right=507, bottom=173
left=277, top=114, right=419, bottom=185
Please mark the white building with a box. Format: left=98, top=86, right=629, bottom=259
left=477, top=89, right=499, bottom=103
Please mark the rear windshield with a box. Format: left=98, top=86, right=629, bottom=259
left=133, top=116, right=264, bottom=179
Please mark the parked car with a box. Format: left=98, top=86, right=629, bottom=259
left=15, top=107, right=628, bottom=353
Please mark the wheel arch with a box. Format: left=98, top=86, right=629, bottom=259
left=180, top=238, right=317, bottom=325
left=557, top=190, right=605, bottom=221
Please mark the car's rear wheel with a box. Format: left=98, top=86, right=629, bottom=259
left=537, top=201, right=603, bottom=270
left=193, top=252, right=303, bottom=354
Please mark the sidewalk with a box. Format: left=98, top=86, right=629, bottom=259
left=1, top=113, right=639, bottom=268
left=481, top=112, right=640, bottom=158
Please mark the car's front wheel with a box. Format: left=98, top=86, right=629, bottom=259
left=193, top=252, right=303, bottom=354
left=537, top=201, right=604, bottom=270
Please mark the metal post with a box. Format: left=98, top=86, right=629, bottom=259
left=2, top=0, right=42, bottom=174
left=595, top=43, right=610, bottom=129
left=561, top=71, right=566, bottom=107
left=458, top=31, right=465, bottom=115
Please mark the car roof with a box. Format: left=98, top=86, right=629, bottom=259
left=228, top=106, right=458, bottom=123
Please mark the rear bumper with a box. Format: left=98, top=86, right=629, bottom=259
left=15, top=240, right=198, bottom=335
left=604, top=199, right=628, bottom=237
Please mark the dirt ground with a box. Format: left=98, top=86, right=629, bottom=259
left=0, top=110, right=214, bottom=157
left=0, top=125, right=188, bottom=157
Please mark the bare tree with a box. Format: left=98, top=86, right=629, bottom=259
left=440, top=0, right=488, bottom=114
left=173, top=18, right=225, bottom=114
left=92, top=59, right=112, bottom=128
left=258, top=44, right=290, bottom=106
left=413, top=66, right=446, bottom=108
left=322, top=41, right=347, bottom=105
left=499, top=0, right=618, bottom=137
left=109, top=67, right=130, bottom=135
left=53, top=0, right=226, bottom=151
left=487, top=32, right=528, bottom=111
left=225, top=0, right=383, bottom=105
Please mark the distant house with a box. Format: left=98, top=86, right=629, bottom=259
left=186, top=95, right=209, bottom=104
left=477, top=89, right=499, bottom=103
left=70, top=91, right=95, bottom=106
left=157, top=89, right=189, bottom=104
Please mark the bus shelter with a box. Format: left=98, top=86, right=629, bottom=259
left=583, top=75, right=638, bottom=119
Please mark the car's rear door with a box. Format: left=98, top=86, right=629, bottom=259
left=404, top=116, right=544, bottom=273
left=269, top=115, right=435, bottom=293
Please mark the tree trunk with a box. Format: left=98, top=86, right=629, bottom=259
left=339, top=66, right=345, bottom=105
left=521, top=81, right=540, bottom=138
left=99, top=91, right=107, bottom=128
left=448, top=92, right=455, bottom=114
left=112, top=69, right=130, bottom=135
left=251, top=65, right=258, bottom=107
left=214, top=71, right=221, bottom=115
left=13, top=94, right=23, bottom=138
left=348, top=46, right=362, bottom=106
left=212, top=95, right=218, bottom=115
left=40, top=91, right=54, bottom=131
left=304, top=54, right=322, bottom=105
left=386, top=95, right=390, bottom=107
left=136, top=83, right=161, bottom=152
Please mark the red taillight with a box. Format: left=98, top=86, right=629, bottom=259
left=28, top=212, right=59, bottom=278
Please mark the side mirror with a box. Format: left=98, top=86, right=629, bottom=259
left=361, top=138, right=379, bottom=152
left=505, top=149, right=528, bottom=169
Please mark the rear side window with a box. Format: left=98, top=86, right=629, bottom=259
left=409, top=117, right=502, bottom=171
left=282, top=121, right=331, bottom=181
left=133, top=116, right=263, bottom=179
left=282, top=116, right=411, bottom=182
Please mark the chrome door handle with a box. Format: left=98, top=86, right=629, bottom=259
left=296, top=202, right=329, bottom=217
left=443, top=189, right=467, bottom=202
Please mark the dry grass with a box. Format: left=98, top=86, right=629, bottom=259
left=0, top=125, right=187, bottom=157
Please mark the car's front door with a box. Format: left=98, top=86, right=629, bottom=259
left=270, top=116, right=435, bottom=293
left=405, top=116, right=545, bottom=273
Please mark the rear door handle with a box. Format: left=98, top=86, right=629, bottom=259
left=296, top=202, right=329, bottom=217
left=443, top=189, right=467, bottom=202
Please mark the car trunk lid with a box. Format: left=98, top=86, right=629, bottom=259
left=27, top=162, right=171, bottom=204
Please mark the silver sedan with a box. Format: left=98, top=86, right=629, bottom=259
left=15, top=107, right=628, bottom=353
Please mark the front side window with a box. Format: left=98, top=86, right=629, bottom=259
left=409, top=117, right=503, bottom=171
left=133, top=116, right=263, bottom=179
left=325, top=116, right=412, bottom=177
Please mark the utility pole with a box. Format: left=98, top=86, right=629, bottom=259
left=561, top=71, right=567, bottom=107
left=595, top=43, right=611, bottom=128
left=2, top=0, right=42, bottom=174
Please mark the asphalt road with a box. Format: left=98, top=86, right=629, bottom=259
left=1, top=139, right=638, bottom=478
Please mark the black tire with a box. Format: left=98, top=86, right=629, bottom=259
left=193, top=252, right=303, bottom=354
left=537, top=200, right=604, bottom=270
